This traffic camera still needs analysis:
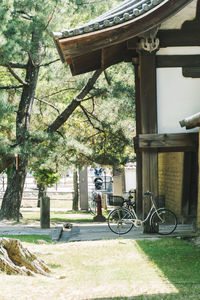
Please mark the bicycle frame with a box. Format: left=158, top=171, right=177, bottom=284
left=128, top=193, right=160, bottom=224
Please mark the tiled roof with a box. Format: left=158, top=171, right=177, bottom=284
left=53, top=0, right=164, bottom=39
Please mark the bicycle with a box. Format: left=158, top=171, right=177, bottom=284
left=107, top=191, right=177, bottom=235
left=88, top=191, right=97, bottom=215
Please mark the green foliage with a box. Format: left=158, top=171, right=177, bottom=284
left=0, top=0, right=60, bottom=63
left=65, top=62, right=136, bottom=167
left=33, top=168, right=60, bottom=187
left=0, top=0, right=136, bottom=174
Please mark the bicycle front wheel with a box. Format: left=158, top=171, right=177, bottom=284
left=151, top=208, right=177, bottom=235
left=108, top=207, right=134, bottom=235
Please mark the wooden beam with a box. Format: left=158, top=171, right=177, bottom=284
left=156, top=55, right=200, bottom=68
left=135, top=133, right=199, bottom=152
left=69, top=50, right=101, bottom=75
left=127, top=37, right=139, bottom=50
left=101, top=43, right=126, bottom=69
left=158, top=28, right=200, bottom=47
left=182, top=67, right=200, bottom=78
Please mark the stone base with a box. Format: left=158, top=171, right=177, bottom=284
left=93, top=215, right=106, bottom=222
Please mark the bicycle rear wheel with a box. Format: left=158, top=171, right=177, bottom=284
left=151, top=208, right=177, bottom=235
left=88, top=199, right=97, bottom=215
left=108, top=207, right=134, bottom=235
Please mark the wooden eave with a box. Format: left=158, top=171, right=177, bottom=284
left=54, top=0, right=192, bottom=75
left=53, top=0, right=193, bottom=75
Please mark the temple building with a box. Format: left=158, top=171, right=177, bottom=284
left=52, top=0, right=200, bottom=231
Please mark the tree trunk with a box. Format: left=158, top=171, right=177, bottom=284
left=72, top=169, right=79, bottom=211
left=0, top=237, right=50, bottom=276
left=0, top=57, right=40, bottom=220
left=0, top=158, right=28, bottom=220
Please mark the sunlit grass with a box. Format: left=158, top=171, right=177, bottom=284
left=0, top=239, right=181, bottom=300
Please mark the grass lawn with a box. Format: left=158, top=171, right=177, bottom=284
left=0, top=237, right=200, bottom=299
left=0, top=235, right=52, bottom=243
left=21, top=209, right=94, bottom=223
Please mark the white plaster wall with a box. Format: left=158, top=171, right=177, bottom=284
left=157, top=47, right=200, bottom=55
left=157, top=68, right=200, bottom=133
left=160, top=0, right=197, bottom=30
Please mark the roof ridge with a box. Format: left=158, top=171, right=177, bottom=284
left=52, top=0, right=163, bottom=39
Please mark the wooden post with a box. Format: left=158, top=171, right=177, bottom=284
left=133, top=62, right=143, bottom=217
left=137, top=50, right=158, bottom=233
left=40, top=196, right=50, bottom=229
left=197, top=129, right=200, bottom=230
left=79, top=168, right=88, bottom=211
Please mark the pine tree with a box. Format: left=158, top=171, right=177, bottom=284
left=0, top=0, right=135, bottom=220
left=0, top=0, right=60, bottom=219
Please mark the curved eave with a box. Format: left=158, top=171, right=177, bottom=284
left=53, top=0, right=193, bottom=61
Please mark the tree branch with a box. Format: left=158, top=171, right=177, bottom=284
left=35, top=97, right=60, bottom=114
left=40, top=58, right=60, bottom=67
left=0, top=156, right=15, bottom=174
left=47, top=69, right=102, bottom=132
left=0, top=63, right=27, bottom=69
left=44, top=1, right=58, bottom=30
left=5, top=63, right=28, bottom=85
left=104, top=70, right=111, bottom=85
left=0, top=85, right=24, bottom=90
left=79, top=104, right=104, bottom=133
left=40, top=87, right=78, bottom=99
left=15, top=10, right=33, bottom=20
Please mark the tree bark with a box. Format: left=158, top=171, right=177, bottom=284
left=72, top=169, right=79, bottom=211
left=0, top=237, right=50, bottom=276
left=0, top=158, right=28, bottom=220
left=0, top=57, right=39, bottom=220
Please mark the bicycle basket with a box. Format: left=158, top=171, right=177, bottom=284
left=108, top=195, right=124, bottom=207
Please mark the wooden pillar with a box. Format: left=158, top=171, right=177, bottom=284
left=133, top=62, right=142, bottom=216
left=138, top=51, right=158, bottom=232
left=79, top=167, right=88, bottom=211
left=197, top=129, right=200, bottom=229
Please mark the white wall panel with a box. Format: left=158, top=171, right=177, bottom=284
left=157, top=68, right=200, bottom=133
